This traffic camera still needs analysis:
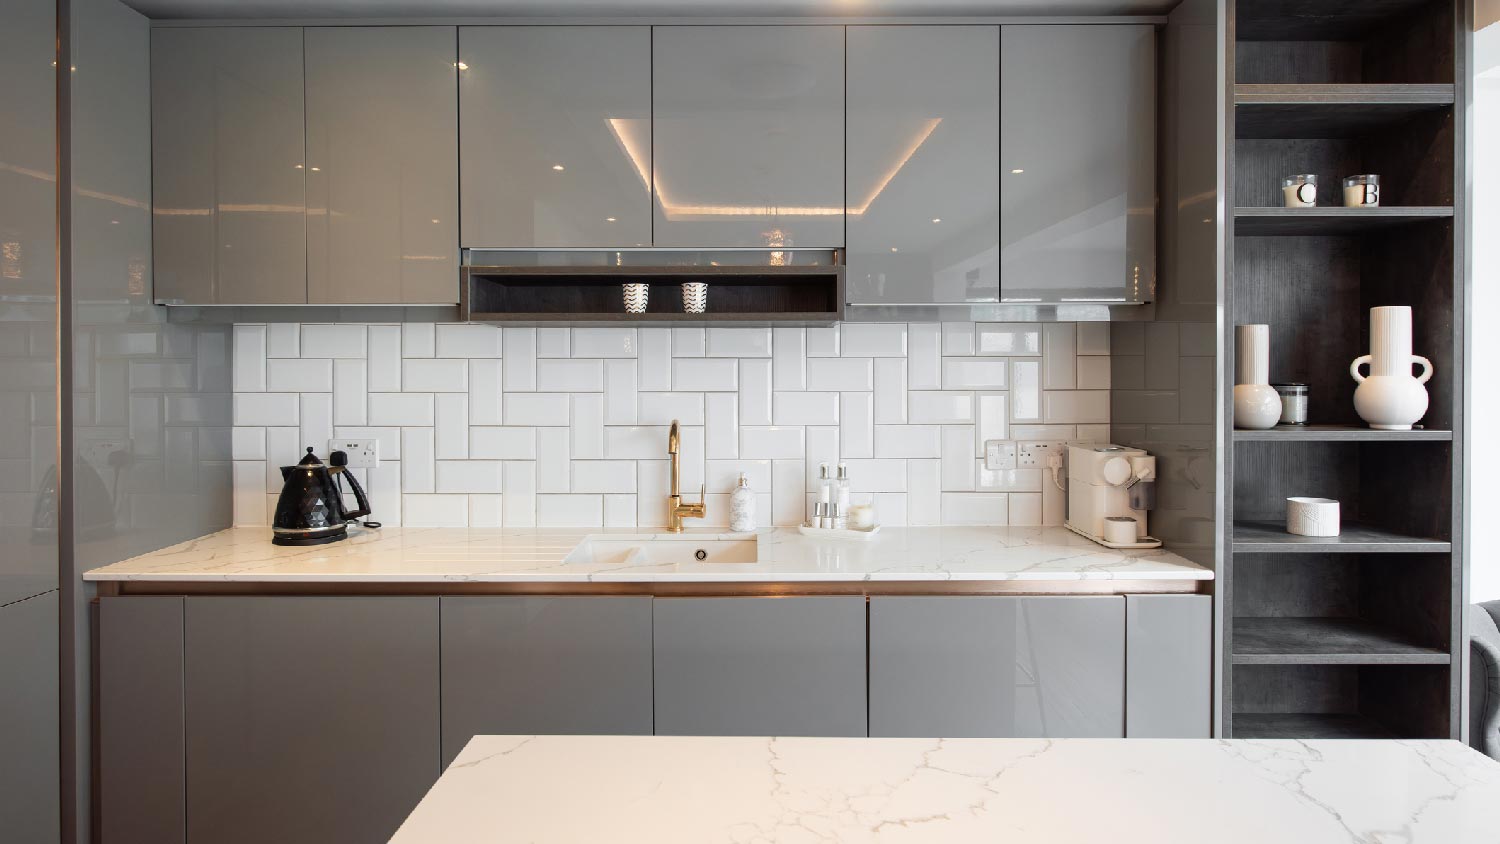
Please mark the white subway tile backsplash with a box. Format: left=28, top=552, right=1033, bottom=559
left=234, top=321, right=1108, bottom=528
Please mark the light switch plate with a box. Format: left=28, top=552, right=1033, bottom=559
left=983, top=440, right=1017, bottom=470
left=328, top=437, right=379, bottom=469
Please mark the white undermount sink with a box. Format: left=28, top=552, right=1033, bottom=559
left=563, top=536, right=758, bottom=566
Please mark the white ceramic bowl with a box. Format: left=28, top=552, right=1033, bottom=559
left=1287, top=497, right=1340, bottom=537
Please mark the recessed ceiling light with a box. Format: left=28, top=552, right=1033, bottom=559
left=295, top=164, right=304, bottom=169
left=605, top=216, right=617, bottom=222
left=890, top=247, right=899, bottom=252
left=455, top=61, right=469, bottom=70
left=431, top=219, right=441, bottom=224
left=309, top=166, right=321, bottom=172
left=931, top=217, right=942, bottom=223
left=552, top=164, right=565, bottom=172
left=109, top=220, right=119, bottom=225
left=1010, top=169, right=1024, bottom=174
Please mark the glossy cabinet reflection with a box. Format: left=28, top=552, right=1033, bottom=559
left=652, top=26, right=845, bottom=248
left=460, top=26, right=651, bottom=249
left=1001, top=25, right=1156, bottom=304
left=846, top=26, right=1000, bottom=305
left=152, top=27, right=306, bottom=304
left=306, top=27, right=458, bottom=304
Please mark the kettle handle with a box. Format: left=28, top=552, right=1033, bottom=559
left=332, top=466, right=373, bottom=522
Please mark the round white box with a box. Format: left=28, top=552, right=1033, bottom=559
left=1287, top=497, right=1340, bottom=537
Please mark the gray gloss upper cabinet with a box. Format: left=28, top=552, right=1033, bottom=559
left=305, top=27, right=458, bottom=304
left=152, top=27, right=306, bottom=304
left=846, top=26, right=1000, bottom=305
left=651, top=26, right=844, bottom=249
left=460, top=27, right=651, bottom=249
left=1000, top=25, right=1156, bottom=304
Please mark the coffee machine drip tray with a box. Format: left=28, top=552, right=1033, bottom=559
left=1063, top=522, right=1163, bottom=549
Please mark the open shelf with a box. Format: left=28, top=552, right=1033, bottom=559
left=1233, top=206, right=1452, bottom=235
left=1233, top=521, right=1450, bottom=553
left=1233, top=425, right=1452, bottom=441
left=1231, top=712, right=1398, bottom=739
left=1230, top=663, right=1451, bottom=739
left=1232, top=617, right=1449, bottom=664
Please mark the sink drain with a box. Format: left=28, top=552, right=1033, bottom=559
left=694, top=549, right=708, bottom=561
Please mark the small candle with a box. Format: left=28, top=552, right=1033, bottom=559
left=1282, top=174, right=1317, bottom=208
left=1343, top=175, right=1380, bottom=207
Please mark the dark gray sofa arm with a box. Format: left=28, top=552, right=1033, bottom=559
left=1471, top=603, right=1500, bottom=760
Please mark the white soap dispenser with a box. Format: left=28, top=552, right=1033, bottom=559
left=729, top=472, right=756, bottom=532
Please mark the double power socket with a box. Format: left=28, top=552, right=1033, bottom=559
left=983, top=439, right=1066, bottom=472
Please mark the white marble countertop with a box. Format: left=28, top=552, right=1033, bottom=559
left=82, top=525, right=1212, bottom=583
left=392, top=735, right=1500, bottom=843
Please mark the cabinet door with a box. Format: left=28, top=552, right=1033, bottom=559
left=185, top=597, right=440, bottom=844
left=869, top=596, right=1124, bottom=737
left=846, top=26, right=1000, bottom=305
left=0, top=593, right=59, bottom=844
left=152, top=27, right=306, bottom=304
left=305, top=27, right=458, bottom=304
left=1000, top=25, right=1156, bottom=304
left=440, top=597, right=653, bottom=766
left=653, top=597, right=866, bottom=736
left=652, top=26, right=844, bottom=248
left=459, top=26, right=651, bottom=249
left=1126, top=595, right=1212, bottom=737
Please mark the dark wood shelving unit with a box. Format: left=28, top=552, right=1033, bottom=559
left=1222, top=0, right=1467, bottom=739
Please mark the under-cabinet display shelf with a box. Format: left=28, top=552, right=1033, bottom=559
left=1232, top=425, right=1453, bottom=442
left=1231, top=617, right=1449, bottom=665
left=1231, top=521, right=1451, bottom=554
left=1231, top=207, right=1453, bottom=235
left=1235, top=87, right=1455, bottom=139
left=1230, top=713, right=1397, bottom=740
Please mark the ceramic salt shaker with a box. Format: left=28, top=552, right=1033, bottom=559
left=729, top=473, right=756, bottom=532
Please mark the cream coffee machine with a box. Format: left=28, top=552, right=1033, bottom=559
left=1064, top=445, right=1162, bottom=549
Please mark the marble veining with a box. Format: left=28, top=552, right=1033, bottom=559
left=81, top=525, right=1212, bottom=583
left=391, top=735, right=1500, bottom=843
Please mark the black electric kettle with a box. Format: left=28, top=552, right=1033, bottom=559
left=271, top=448, right=376, bottom=546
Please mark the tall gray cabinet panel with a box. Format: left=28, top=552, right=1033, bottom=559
left=440, top=596, right=653, bottom=765
left=99, top=597, right=185, bottom=844
left=653, top=597, right=866, bottom=737
left=459, top=26, right=651, bottom=248
left=1125, top=595, right=1212, bottom=738
left=0, top=593, right=59, bottom=844
left=869, top=596, right=1125, bottom=738
left=1000, top=25, right=1156, bottom=304
left=184, top=597, right=440, bottom=844
left=846, top=26, right=1000, bottom=305
left=151, top=27, right=307, bottom=305
left=305, top=27, right=458, bottom=304
left=651, top=26, right=845, bottom=248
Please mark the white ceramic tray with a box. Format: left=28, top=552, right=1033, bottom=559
left=798, top=524, right=881, bottom=541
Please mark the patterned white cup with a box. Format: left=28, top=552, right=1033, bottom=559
left=1287, top=497, right=1340, bottom=537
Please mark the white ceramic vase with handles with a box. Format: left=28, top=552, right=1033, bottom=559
left=1234, top=324, right=1281, bottom=429
left=1350, top=306, right=1433, bottom=430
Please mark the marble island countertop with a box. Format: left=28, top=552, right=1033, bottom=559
left=82, top=525, right=1212, bottom=584
left=392, top=735, right=1500, bottom=843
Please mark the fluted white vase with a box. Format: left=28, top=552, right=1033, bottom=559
left=1234, top=324, right=1281, bottom=429
left=1351, top=306, right=1432, bottom=430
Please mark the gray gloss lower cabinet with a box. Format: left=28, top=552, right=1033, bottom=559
left=184, top=597, right=440, bottom=844
left=869, top=596, right=1125, bottom=738
left=1, top=593, right=60, bottom=844
left=440, top=597, right=653, bottom=765
left=652, top=597, right=866, bottom=737
left=1125, top=595, right=1212, bottom=737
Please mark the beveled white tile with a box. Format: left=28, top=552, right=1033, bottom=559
left=978, top=466, right=1042, bottom=492
left=941, top=425, right=976, bottom=491
left=772, top=327, right=806, bottom=390
left=907, top=391, right=974, bottom=424
left=234, top=393, right=299, bottom=427
left=572, top=394, right=604, bottom=459
left=301, top=324, right=366, bottom=358
left=436, top=460, right=501, bottom=493
left=806, top=325, right=840, bottom=357
left=1145, top=322, right=1181, bottom=390
left=705, top=327, right=770, bottom=358
left=470, top=427, right=536, bottom=460
left=536, top=358, right=603, bottom=392
left=705, top=393, right=738, bottom=459
left=941, top=357, right=1007, bottom=390
left=771, top=459, right=805, bottom=526
left=403, top=358, right=468, bottom=392
left=436, top=323, right=501, bottom=358
left=637, top=459, right=669, bottom=527
left=1113, top=321, right=1145, bottom=355
left=941, top=492, right=1009, bottom=525
left=333, top=360, right=367, bottom=426
left=1042, top=324, right=1078, bottom=389
left=334, top=426, right=401, bottom=460
left=673, top=358, right=738, bottom=392
left=435, top=394, right=469, bottom=459
left=873, top=358, right=907, bottom=424
left=1077, top=322, right=1111, bottom=356
left=1010, top=424, right=1078, bottom=440
left=738, top=359, right=772, bottom=426
left=369, top=393, right=434, bottom=426
left=671, top=327, right=705, bottom=357
left=502, top=393, right=569, bottom=426
left=369, top=325, right=402, bottom=391
left=232, top=426, right=266, bottom=461
left=233, top=460, right=267, bottom=526
left=1010, top=360, right=1041, bottom=421
left=1077, top=424, right=1111, bottom=442
left=1077, top=355, right=1111, bottom=390
left=572, top=327, right=638, bottom=358
left=705, top=459, right=771, bottom=493
left=907, top=459, right=941, bottom=525
left=675, top=425, right=706, bottom=490
left=535, top=327, right=570, bottom=358
left=537, top=494, right=602, bottom=527
left=603, top=494, right=636, bottom=528
left=603, top=359, right=637, bottom=425
left=839, top=392, right=873, bottom=459
left=804, top=426, right=839, bottom=488
left=401, top=428, right=435, bottom=493
left=1043, top=390, right=1110, bottom=424
left=740, top=426, right=805, bottom=460
left=502, top=327, right=536, bottom=392
left=521, top=429, right=562, bottom=496
left=941, top=322, right=975, bottom=356
left=469, top=494, right=504, bottom=528
left=872, top=492, right=908, bottom=526
left=639, top=328, right=672, bottom=390
left=264, top=427, right=302, bottom=487
left=638, top=392, right=704, bottom=425
left=403, top=494, right=469, bottom=527
left=841, top=458, right=906, bottom=492
left=605, top=426, right=669, bottom=460
left=874, top=424, right=940, bottom=458
left=772, top=391, right=839, bottom=426
left=572, top=460, right=636, bottom=493
left=502, top=461, right=537, bottom=527
left=402, top=323, right=435, bottom=358
left=841, top=324, right=907, bottom=357
left=1009, top=492, right=1043, bottom=526
left=807, top=357, right=873, bottom=392
left=977, top=323, right=1041, bottom=356
left=977, top=392, right=1008, bottom=448
left=365, top=463, right=402, bottom=526
left=907, top=323, right=941, bottom=390
left=469, top=359, right=503, bottom=425
left=266, top=323, right=300, bottom=358
left=232, top=325, right=267, bottom=392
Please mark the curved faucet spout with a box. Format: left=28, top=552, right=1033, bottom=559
left=668, top=419, right=681, bottom=455
left=665, top=418, right=703, bottom=532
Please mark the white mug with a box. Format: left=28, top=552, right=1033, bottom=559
left=1287, top=497, right=1340, bottom=537
left=1103, top=516, right=1139, bottom=545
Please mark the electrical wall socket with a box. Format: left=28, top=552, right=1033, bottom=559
left=983, top=440, right=1018, bottom=470
left=327, top=438, right=379, bottom=469
left=1017, top=441, right=1066, bottom=469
